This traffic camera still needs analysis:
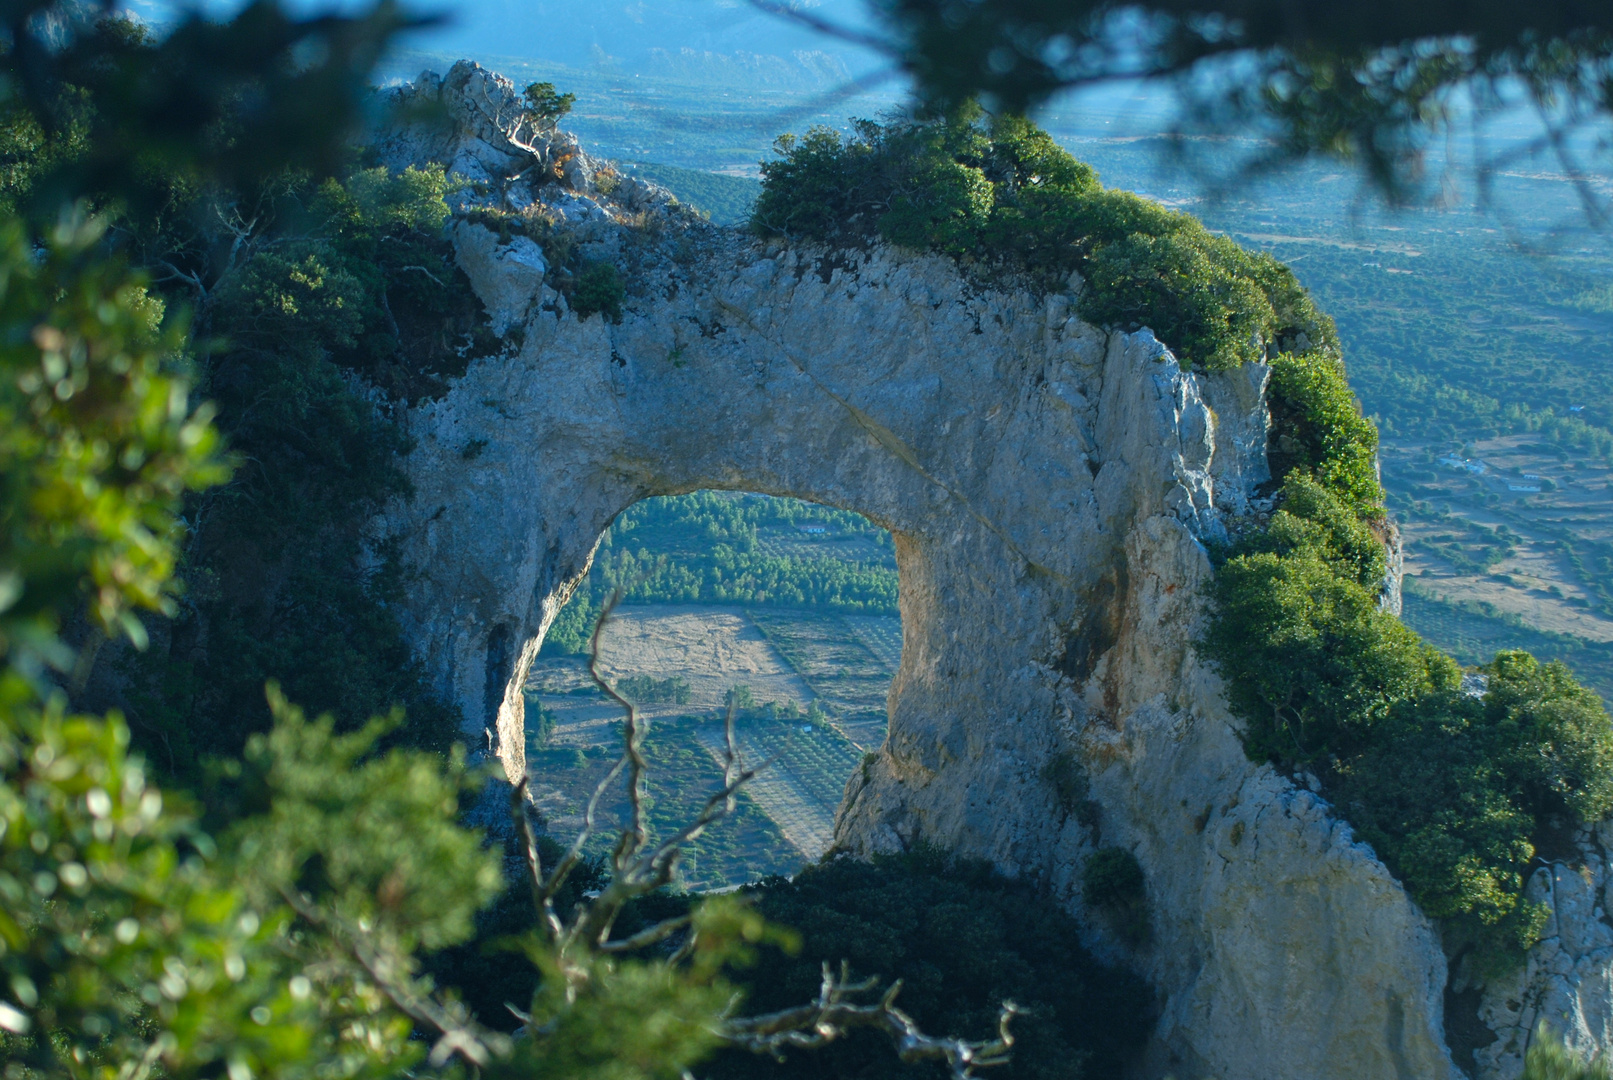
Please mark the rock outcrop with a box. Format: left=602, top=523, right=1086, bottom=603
left=368, top=61, right=1610, bottom=1079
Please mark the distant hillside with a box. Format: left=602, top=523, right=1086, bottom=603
left=622, top=162, right=759, bottom=225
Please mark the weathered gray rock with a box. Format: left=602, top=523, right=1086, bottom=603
left=1457, top=830, right=1613, bottom=1079
left=364, top=60, right=1559, bottom=1080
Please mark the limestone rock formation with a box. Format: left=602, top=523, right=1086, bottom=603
left=368, top=61, right=1606, bottom=1079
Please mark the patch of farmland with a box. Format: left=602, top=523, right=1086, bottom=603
left=525, top=717, right=805, bottom=890
left=693, top=724, right=837, bottom=860
left=747, top=609, right=889, bottom=714
left=740, top=719, right=864, bottom=815
left=590, top=604, right=814, bottom=709
left=520, top=603, right=894, bottom=885
left=841, top=614, right=902, bottom=671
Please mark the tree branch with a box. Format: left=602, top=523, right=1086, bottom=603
left=725, top=962, right=1018, bottom=1080
left=279, top=886, right=511, bottom=1068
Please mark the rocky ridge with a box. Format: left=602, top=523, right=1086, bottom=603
left=371, top=61, right=1611, bottom=1079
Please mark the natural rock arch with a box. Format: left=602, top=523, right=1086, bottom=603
left=371, top=61, right=1602, bottom=1080
left=387, top=215, right=1454, bottom=1078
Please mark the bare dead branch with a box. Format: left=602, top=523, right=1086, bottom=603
left=154, top=260, right=208, bottom=298
left=588, top=590, right=650, bottom=861
left=511, top=779, right=566, bottom=940
left=549, top=591, right=767, bottom=953
left=511, top=587, right=1015, bottom=1079
left=598, top=913, right=693, bottom=953
left=536, top=749, right=626, bottom=913
left=392, top=264, right=446, bottom=287
left=724, top=962, right=1017, bottom=1080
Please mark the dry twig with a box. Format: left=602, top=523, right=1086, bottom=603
left=725, top=961, right=1018, bottom=1080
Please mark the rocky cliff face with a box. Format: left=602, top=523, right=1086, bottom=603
left=370, top=61, right=1606, bottom=1079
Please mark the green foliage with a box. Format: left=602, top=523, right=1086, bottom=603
left=707, top=850, right=1153, bottom=1080
left=0, top=84, right=92, bottom=220
left=615, top=675, right=692, bottom=704
left=622, top=162, right=760, bottom=226
left=543, top=588, right=603, bottom=656
left=1209, top=483, right=1456, bottom=766
left=1210, top=463, right=1613, bottom=967
left=558, top=492, right=897, bottom=625
left=571, top=260, right=625, bottom=322
left=1080, top=846, right=1149, bottom=946
left=0, top=689, right=459, bottom=1079
left=228, top=686, right=503, bottom=954
left=753, top=110, right=1335, bottom=371
left=1260, top=227, right=1613, bottom=460
left=1234, top=474, right=1388, bottom=588
left=1080, top=847, right=1143, bottom=909
left=1266, top=352, right=1383, bottom=512
left=0, top=0, right=418, bottom=216
left=1526, top=1023, right=1613, bottom=1080
left=0, top=215, right=227, bottom=681
left=1331, top=684, right=1545, bottom=971
left=523, top=82, right=577, bottom=126
left=119, top=163, right=490, bottom=775
left=873, top=0, right=1613, bottom=215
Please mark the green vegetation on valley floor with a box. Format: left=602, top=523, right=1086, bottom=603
left=542, top=491, right=899, bottom=655
left=620, top=161, right=760, bottom=225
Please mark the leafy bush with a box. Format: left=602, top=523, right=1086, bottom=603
left=706, top=850, right=1154, bottom=1080
left=753, top=107, right=1334, bottom=372
left=571, top=260, right=625, bottom=322
left=1208, top=480, right=1454, bottom=767
left=1081, top=847, right=1144, bottom=908
left=1265, top=351, right=1383, bottom=511
left=1526, top=1024, right=1613, bottom=1080
left=1209, top=470, right=1613, bottom=968
left=616, top=674, right=692, bottom=704
left=1081, top=847, right=1149, bottom=946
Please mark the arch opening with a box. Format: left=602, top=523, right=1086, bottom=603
left=517, top=490, right=904, bottom=890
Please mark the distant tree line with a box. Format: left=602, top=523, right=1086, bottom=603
left=542, top=493, right=900, bottom=655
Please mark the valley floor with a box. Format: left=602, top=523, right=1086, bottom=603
left=523, top=604, right=896, bottom=889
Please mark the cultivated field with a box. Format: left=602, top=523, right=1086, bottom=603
left=523, top=604, right=896, bottom=885
left=1383, top=437, right=1613, bottom=699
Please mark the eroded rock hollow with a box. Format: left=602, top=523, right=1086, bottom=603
left=370, top=62, right=1600, bottom=1080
